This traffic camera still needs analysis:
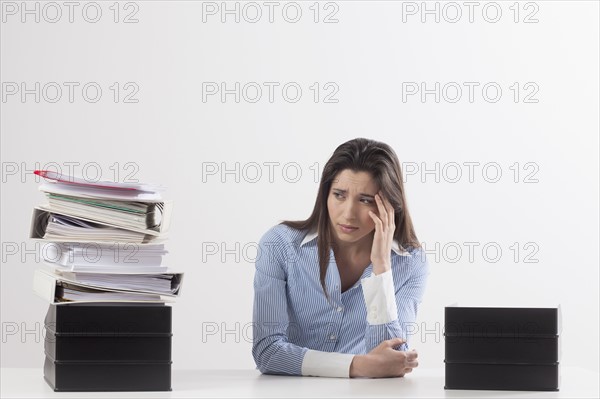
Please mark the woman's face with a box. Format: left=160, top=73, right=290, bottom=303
left=327, top=169, right=379, bottom=247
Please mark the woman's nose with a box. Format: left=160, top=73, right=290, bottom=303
left=342, top=201, right=356, bottom=219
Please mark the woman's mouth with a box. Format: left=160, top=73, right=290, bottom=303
left=338, top=224, right=358, bottom=233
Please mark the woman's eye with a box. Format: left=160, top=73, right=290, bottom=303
left=333, top=192, right=343, bottom=199
left=361, top=199, right=374, bottom=205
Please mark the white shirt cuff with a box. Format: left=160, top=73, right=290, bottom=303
left=301, top=350, right=355, bottom=378
left=360, top=269, right=398, bottom=325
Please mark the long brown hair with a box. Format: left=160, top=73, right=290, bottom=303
left=281, top=138, right=420, bottom=296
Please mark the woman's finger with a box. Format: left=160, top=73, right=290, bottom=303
left=384, top=337, right=405, bottom=348
left=375, top=192, right=388, bottom=228
left=380, top=193, right=395, bottom=229
left=368, top=211, right=382, bottom=230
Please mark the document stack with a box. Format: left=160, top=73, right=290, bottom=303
left=29, top=170, right=182, bottom=391
left=444, top=306, right=561, bottom=391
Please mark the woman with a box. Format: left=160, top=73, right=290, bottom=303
left=252, top=138, right=429, bottom=378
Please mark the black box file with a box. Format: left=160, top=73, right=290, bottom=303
left=45, top=328, right=172, bottom=362
left=45, top=303, right=172, bottom=334
left=444, top=306, right=560, bottom=391
left=44, top=356, right=172, bottom=392
left=43, top=304, right=173, bottom=392
left=445, top=307, right=559, bottom=336
left=444, top=362, right=559, bottom=391
left=445, top=335, right=559, bottom=363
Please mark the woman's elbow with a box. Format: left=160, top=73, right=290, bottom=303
left=252, top=340, right=273, bottom=374
left=252, top=341, right=295, bottom=376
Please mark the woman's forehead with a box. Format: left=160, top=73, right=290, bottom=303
left=332, top=170, right=377, bottom=191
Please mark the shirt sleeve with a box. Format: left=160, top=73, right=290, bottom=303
left=252, top=228, right=356, bottom=378
left=360, top=249, right=429, bottom=352
left=301, top=350, right=355, bottom=377
left=361, top=270, right=399, bottom=324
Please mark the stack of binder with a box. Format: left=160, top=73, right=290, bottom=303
left=444, top=306, right=561, bottom=391
left=28, top=170, right=182, bottom=391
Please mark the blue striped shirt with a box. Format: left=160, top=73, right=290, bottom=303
left=252, top=223, right=429, bottom=377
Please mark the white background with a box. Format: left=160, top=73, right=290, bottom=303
left=1, top=0, right=598, bottom=377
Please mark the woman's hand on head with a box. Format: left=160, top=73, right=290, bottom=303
left=350, top=337, right=419, bottom=378
left=368, top=191, right=396, bottom=275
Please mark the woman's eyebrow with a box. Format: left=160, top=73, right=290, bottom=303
left=332, top=188, right=375, bottom=198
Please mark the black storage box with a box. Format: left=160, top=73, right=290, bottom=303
left=45, top=302, right=172, bottom=334
left=43, top=303, right=173, bottom=391
left=44, top=356, right=172, bottom=392
left=445, top=334, right=559, bottom=363
left=445, top=307, right=559, bottom=336
left=444, top=306, right=560, bottom=391
left=45, top=329, right=172, bottom=362
left=444, top=362, right=559, bottom=391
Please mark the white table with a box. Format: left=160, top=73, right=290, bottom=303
left=1, top=367, right=598, bottom=398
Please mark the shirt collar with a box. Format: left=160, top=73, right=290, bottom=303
left=300, top=229, right=411, bottom=257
